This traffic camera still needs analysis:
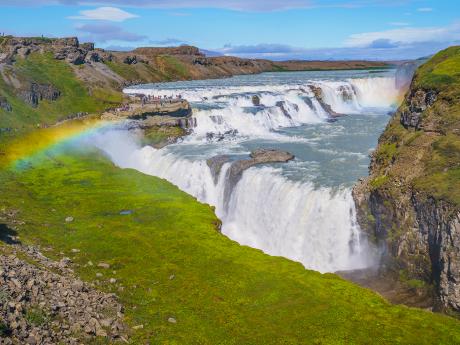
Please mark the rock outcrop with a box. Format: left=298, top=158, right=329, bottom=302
left=19, top=83, right=60, bottom=108
left=400, top=89, right=437, bottom=129
left=207, top=149, right=294, bottom=203
left=308, top=85, right=341, bottom=119
left=276, top=101, right=297, bottom=119
left=353, top=46, right=460, bottom=311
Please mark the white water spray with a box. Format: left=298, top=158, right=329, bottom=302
left=89, top=130, right=373, bottom=273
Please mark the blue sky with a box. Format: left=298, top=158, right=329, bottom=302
left=1, top=0, right=459, bottom=60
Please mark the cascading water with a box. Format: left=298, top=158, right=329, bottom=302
left=92, top=70, right=400, bottom=273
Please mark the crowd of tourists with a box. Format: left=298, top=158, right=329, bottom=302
left=114, top=94, right=184, bottom=113
left=140, top=94, right=183, bottom=106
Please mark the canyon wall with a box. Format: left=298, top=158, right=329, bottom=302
left=353, top=46, right=460, bottom=311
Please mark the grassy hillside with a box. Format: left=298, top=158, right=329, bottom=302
left=1, top=126, right=460, bottom=344
left=368, top=46, right=460, bottom=206
left=0, top=53, right=122, bottom=133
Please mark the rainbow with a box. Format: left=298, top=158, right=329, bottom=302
left=0, top=118, right=114, bottom=169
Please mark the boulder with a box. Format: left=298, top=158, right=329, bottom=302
left=85, top=51, right=103, bottom=63
left=54, top=47, right=86, bottom=65
left=52, top=37, right=79, bottom=48
left=252, top=95, right=261, bottom=106
left=123, top=56, right=138, bottom=65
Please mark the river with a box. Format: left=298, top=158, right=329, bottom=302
left=90, top=69, right=400, bottom=273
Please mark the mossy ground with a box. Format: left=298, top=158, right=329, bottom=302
left=1, top=132, right=460, bottom=344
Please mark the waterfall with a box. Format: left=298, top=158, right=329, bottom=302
left=96, top=73, right=397, bottom=273
left=125, top=76, right=399, bottom=140
left=89, top=130, right=373, bottom=273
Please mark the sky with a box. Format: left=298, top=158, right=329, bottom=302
left=0, top=0, right=459, bottom=60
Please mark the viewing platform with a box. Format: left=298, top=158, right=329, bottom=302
left=101, top=97, right=192, bottom=121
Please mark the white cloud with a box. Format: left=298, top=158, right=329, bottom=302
left=69, top=7, right=138, bottom=22
left=417, top=7, right=433, bottom=12
left=344, top=23, right=460, bottom=47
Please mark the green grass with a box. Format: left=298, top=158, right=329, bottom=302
left=25, top=306, right=50, bottom=327
left=157, top=55, right=191, bottom=80
left=142, top=126, right=186, bottom=147
left=105, top=60, right=143, bottom=81
left=104, top=56, right=190, bottom=83
left=414, top=46, right=460, bottom=90
left=0, top=53, right=122, bottom=133
left=1, top=142, right=460, bottom=344
left=370, top=175, right=389, bottom=189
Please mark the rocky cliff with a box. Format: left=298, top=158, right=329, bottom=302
left=353, top=46, right=460, bottom=311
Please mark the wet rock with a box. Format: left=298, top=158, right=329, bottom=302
left=252, top=95, right=261, bottom=106
left=302, top=96, right=314, bottom=110
left=206, top=155, right=230, bottom=184
left=308, top=85, right=342, bottom=118
left=228, top=148, right=294, bottom=186
left=225, top=149, right=294, bottom=204
left=337, top=85, right=356, bottom=102
left=276, top=101, right=298, bottom=119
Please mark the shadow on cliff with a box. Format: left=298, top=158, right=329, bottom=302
left=0, top=223, right=19, bottom=244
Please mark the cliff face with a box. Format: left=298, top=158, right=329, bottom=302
left=353, top=46, right=460, bottom=311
